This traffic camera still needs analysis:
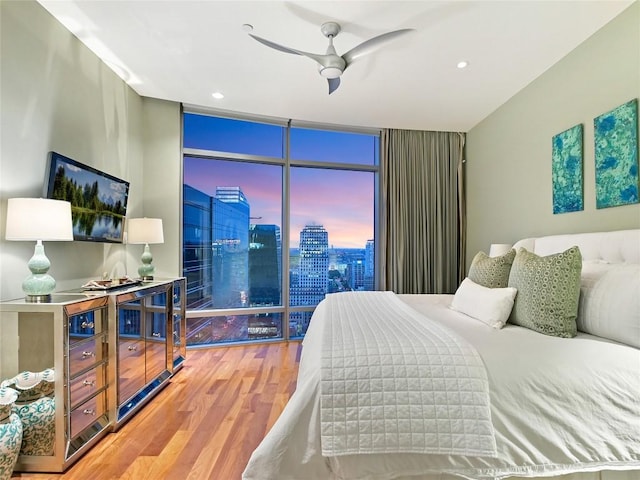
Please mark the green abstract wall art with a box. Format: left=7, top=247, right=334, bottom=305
left=552, top=124, right=583, bottom=214
left=594, top=99, right=639, bottom=209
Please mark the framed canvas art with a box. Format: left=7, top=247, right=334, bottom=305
left=594, top=99, right=639, bottom=209
left=552, top=124, right=583, bottom=214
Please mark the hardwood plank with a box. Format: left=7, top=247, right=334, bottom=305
left=12, top=342, right=302, bottom=480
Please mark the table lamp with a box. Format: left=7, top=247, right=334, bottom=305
left=126, top=217, right=164, bottom=281
left=5, top=198, right=74, bottom=302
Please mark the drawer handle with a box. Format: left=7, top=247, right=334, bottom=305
left=83, top=380, right=95, bottom=387
left=128, top=345, right=137, bottom=351
left=82, top=351, right=95, bottom=359
left=152, top=332, right=161, bottom=338
left=83, top=409, right=96, bottom=416
left=81, top=321, right=95, bottom=329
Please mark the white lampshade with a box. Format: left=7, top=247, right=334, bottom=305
left=5, top=198, right=73, bottom=241
left=489, top=243, right=512, bottom=257
left=126, top=218, right=164, bottom=245
left=5, top=198, right=73, bottom=301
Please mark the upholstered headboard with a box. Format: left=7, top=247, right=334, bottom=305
left=512, top=229, right=640, bottom=264
left=512, top=229, right=639, bottom=348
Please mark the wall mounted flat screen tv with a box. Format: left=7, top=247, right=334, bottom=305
left=44, top=151, right=130, bottom=243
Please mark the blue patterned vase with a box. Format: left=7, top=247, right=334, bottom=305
left=1, top=369, right=55, bottom=456
left=1, top=369, right=55, bottom=401
left=13, top=396, right=56, bottom=456
left=0, top=387, right=22, bottom=480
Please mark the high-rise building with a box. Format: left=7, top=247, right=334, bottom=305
left=183, top=184, right=214, bottom=309
left=348, top=259, right=365, bottom=290
left=296, top=224, right=329, bottom=304
left=212, top=187, right=250, bottom=308
left=290, top=224, right=329, bottom=335
left=364, top=239, right=375, bottom=291
left=249, top=224, right=282, bottom=306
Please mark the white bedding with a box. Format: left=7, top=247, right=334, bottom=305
left=320, top=291, right=496, bottom=457
left=243, top=294, right=640, bottom=480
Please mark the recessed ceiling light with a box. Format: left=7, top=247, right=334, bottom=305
left=212, top=92, right=224, bottom=99
left=457, top=61, right=469, bottom=69
left=242, top=24, right=254, bottom=32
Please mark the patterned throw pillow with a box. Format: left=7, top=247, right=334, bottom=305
left=507, top=246, right=582, bottom=338
left=468, top=249, right=516, bottom=288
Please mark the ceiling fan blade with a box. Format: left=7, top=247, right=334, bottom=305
left=328, top=77, right=340, bottom=94
left=248, top=33, right=304, bottom=56
left=342, top=28, right=414, bottom=65
left=249, top=33, right=334, bottom=68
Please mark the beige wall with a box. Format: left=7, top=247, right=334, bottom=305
left=466, top=2, right=640, bottom=265
left=140, top=98, right=182, bottom=278
left=0, top=1, right=182, bottom=302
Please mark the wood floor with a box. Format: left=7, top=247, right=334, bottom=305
left=13, top=342, right=302, bottom=480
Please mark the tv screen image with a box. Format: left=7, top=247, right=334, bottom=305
left=44, top=151, right=130, bottom=243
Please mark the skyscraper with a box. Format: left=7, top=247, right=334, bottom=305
left=290, top=224, right=329, bottom=335
left=183, top=184, right=214, bottom=308
left=212, top=187, right=250, bottom=308
left=297, top=224, right=329, bottom=303
left=348, top=259, right=365, bottom=290
left=364, top=239, right=375, bottom=290
left=248, top=224, right=282, bottom=306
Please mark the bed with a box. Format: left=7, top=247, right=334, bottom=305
left=243, top=229, right=640, bottom=480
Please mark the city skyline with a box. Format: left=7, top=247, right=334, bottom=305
left=183, top=185, right=375, bottom=341
left=184, top=157, right=374, bottom=248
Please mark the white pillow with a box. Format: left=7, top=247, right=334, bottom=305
left=578, top=264, right=640, bottom=348
left=451, top=277, right=517, bottom=329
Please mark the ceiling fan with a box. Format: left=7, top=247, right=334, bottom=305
left=248, top=22, right=414, bottom=94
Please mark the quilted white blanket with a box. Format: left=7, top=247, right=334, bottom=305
left=319, top=291, right=497, bottom=457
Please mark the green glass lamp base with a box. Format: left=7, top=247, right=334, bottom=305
left=23, top=241, right=56, bottom=302
left=137, top=244, right=155, bottom=281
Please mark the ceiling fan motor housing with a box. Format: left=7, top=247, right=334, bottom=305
left=320, top=22, right=341, bottom=38
left=318, top=57, right=346, bottom=78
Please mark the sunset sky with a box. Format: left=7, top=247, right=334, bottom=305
left=183, top=114, right=377, bottom=249
left=184, top=157, right=374, bottom=248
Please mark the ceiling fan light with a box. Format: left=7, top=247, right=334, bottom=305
left=319, top=66, right=342, bottom=79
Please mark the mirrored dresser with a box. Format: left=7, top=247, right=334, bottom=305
left=0, top=277, right=186, bottom=473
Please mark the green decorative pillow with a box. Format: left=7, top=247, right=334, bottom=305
left=468, top=249, right=516, bottom=288
left=507, top=246, right=582, bottom=338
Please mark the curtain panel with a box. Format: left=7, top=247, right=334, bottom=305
left=380, top=129, right=466, bottom=294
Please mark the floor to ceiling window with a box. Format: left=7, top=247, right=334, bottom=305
left=182, top=110, right=379, bottom=346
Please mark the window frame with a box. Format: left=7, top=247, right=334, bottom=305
left=182, top=107, right=381, bottom=345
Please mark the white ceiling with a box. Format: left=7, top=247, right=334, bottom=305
left=37, top=1, right=634, bottom=132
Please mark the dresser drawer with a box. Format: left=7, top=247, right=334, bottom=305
left=70, top=391, right=107, bottom=440
left=68, top=310, right=106, bottom=343
left=68, top=335, right=107, bottom=376
left=69, top=366, right=106, bottom=410
left=118, top=338, right=145, bottom=404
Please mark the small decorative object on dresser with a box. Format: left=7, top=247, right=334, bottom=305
left=0, top=386, right=22, bottom=480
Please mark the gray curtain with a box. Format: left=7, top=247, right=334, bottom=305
left=379, top=129, right=466, bottom=294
